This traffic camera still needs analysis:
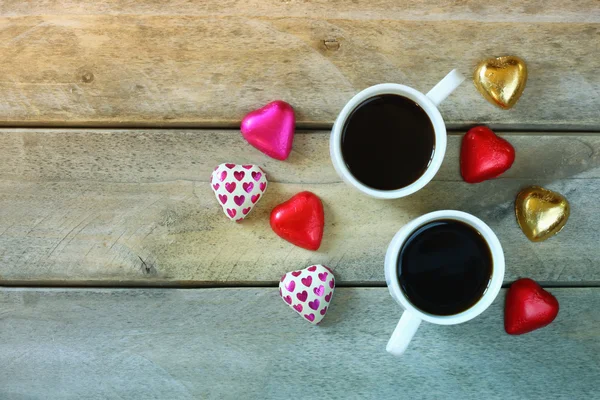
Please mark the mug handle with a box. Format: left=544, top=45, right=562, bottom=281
left=386, top=310, right=422, bottom=356
left=426, top=69, right=465, bottom=106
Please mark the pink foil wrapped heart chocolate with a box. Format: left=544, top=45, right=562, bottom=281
left=279, top=264, right=335, bottom=324
left=210, top=163, right=268, bottom=221
left=241, top=100, right=295, bottom=160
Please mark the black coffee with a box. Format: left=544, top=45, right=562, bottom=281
left=341, top=94, right=435, bottom=190
left=397, top=220, right=492, bottom=316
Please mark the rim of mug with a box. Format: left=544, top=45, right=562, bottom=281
left=384, top=210, right=505, bottom=325
left=330, top=83, right=447, bottom=199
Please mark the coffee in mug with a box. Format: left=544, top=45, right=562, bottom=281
left=398, top=219, right=493, bottom=316
left=341, top=94, right=435, bottom=190
left=330, top=69, right=465, bottom=199
left=384, top=210, right=505, bottom=356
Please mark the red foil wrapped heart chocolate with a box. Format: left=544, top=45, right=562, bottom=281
left=460, top=126, right=515, bottom=183
left=241, top=100, right=295, bottom=160
left=505, top=278, right=559, bottom=335
left=270, top=191, right=324, bottom=251
left=279, top=264, right=335, bottom=324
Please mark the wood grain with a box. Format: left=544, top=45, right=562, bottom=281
left=0, top=1, right=598, bottom=128
left=1, top=288, right=598, bottom=399
left=3, top=0, right=599, bottom=21
left=0, top=129, right=598, bottom=285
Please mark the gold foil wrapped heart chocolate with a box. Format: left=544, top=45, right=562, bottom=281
left=474, top=56, right=527, bottom=109
left=515, top=186, right=569, bottom=242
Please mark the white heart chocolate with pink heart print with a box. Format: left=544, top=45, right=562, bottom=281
left=210, top=163, right=268, bottom=221
left=279, top=264, right=335, bottom=324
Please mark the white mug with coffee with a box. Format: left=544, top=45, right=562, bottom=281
left=384, top=210, right=505, bottom=356
left=330, top=70, right=465, bottom=199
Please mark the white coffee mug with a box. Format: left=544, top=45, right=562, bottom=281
left=330, top=69, right=465, bottom=199
left=384, top=210, right=505, bottom=356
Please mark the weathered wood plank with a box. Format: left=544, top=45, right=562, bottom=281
left=0, top=288, right=598, bottom=399
left=0, top=2, right=598, bottom=128
left=3, top=0, right=598, bottom=21
left=0, top=129, right=598, bottom=284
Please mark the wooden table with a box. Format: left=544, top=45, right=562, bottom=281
left=1, top=1, right=599, bottom=398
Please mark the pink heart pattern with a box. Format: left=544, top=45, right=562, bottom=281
left=210, top=163, right=268, bottom=221
left=301, top=276, right=312, bottom=287
left=243, top=182, right=254, bottom=193
left=279, top=264, right=335, bottom=325
left=313, top=285, right=325, bottom=297
left=234, top=195, right=245, bottom=206
left=251, top=171, right=262, bottom=181
left=285, top=280, right=295, bottom=292
left=234, top=171, right=245, bottom=181
left=296, top=291, right=308, bottom=302
left=225, top=182, right=236, bottom=193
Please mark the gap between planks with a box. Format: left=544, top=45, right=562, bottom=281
left=2, top=281, right=599, bottom=289
left=2, top=125, right=600, bottom=135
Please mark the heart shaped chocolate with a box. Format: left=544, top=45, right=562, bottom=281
left=279, top=264, right=335, bottom=324
left=270, top=191, right=324, bottom=251
left=505, top=278, right=559, bottom=335
left=210, top=163, right=268, bottom=221
left=461, top=126, right=515, bottom=183
left=473, top=56, right=527, bottom=109
left=515, top=186, right=569, bottom=242
left=241, top=100, right=295, bottom=160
